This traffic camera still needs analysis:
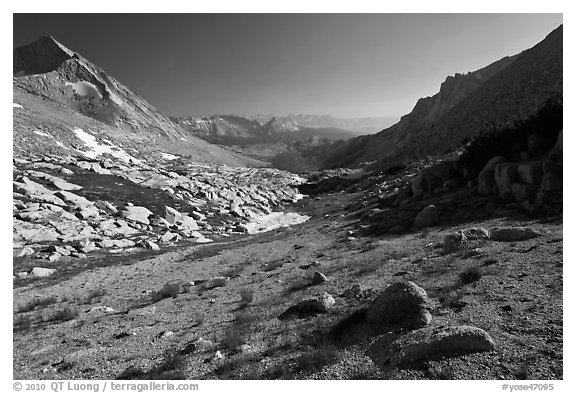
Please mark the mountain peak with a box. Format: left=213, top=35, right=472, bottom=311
left=14, top=35, right=77, bottom=76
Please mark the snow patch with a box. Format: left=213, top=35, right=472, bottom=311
left=65, top=81, right=102, bottom=99
left=242, top=212, right=310, bottom=234
left=55, top=141, right=70, bottom=150
left=72, top=128, right=143, bottom=164
left=34, top=130, right=50, bottom=137
left=13, top=103, right=23, bottom=109
left=160, top=152, right=179, bottom=160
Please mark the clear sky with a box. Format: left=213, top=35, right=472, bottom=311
left=13, top=13, right=562, bottom=118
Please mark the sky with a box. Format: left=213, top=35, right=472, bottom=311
left=13, top=13, right=562, bottom=118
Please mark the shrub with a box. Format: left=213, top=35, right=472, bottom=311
left=16, top=295, right=58, bottom=313
left=45, top=305, right=79, bottom=322
left=239, top=288, right=254, bottom=306
left=459, top=266, right=483, bottom=285
left=151, top=281, right=189, bottom=302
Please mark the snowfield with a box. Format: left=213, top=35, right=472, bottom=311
left=242, top=211, right=310, bottom=234
left=72, top=128, right=143, bottom=164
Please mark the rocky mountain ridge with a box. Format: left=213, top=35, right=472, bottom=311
left=13, top=36, right=264, bottom=168
left=320, top=25, right=562, bottom=170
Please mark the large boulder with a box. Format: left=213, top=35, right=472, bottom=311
left=30, top=267, right=57, bottom=278
left=13, top=179, right=66, bottom=206
left=411, top=174, right=427, bottom=198
left=477, top=169, right=497, bottom=195
left=365, top=282, right=431, bottom=330
left=121, top=206, right=153, bottom=225
left=490, top=227, right=541, bottom=242
left=482, top=156, right=507, bottom=172
left=517, top=161, right=543, bottom=185
left=414, top=205, right=439, bottom=229
left=55, top=190, right=93, bottom=208
left=425, top=162, right=459, bottom=183
left=494, top=163, right=519, bottom=199
left=511, top=183, right=538, bottom=202
left=540, top=173, right=562, bottom=192
left=368, top=325, right=495, bottom=368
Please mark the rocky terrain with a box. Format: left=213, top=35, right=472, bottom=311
left=13, top=25, right=563, bottom=381
left=319, top=25, right=563, bottom=170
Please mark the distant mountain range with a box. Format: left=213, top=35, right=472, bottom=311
left=318, top=24, right=563, bottom=170
left=170, top=114, right=380, bottom=147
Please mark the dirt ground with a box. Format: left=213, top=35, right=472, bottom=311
left=13, top=190, right=563, bottom=380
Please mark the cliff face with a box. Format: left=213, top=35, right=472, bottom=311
left=321, top=25, right=563, bottom=170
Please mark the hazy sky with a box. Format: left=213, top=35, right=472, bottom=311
left=13, top=14, right=562, bottom=118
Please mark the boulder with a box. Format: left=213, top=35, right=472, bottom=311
left=461, top=227, right=490, bottom=240
left=55, top=190, right=93, bottom=208
left=365, top=282, right=431, bottom=330
left=517, top=161, right=543, bottom=185
left=443, top=231, right=467, bottom=254
left=425, top=162, right=458, bottom=183
left=76, top=205, right=100, bottom=219
left=165, top=206, right=182, bottom=225
left=494, top=163, right=518, bottom=199
left=95, top=200, right=118, bottom=214
left=30, top=267, right=56, bottom=278
left=540, top=173, right=562, bottom=192
left=179, top=214, right=199, bottom=233
left=121, top=206, right=153, bottom=225
left=411, top=174, right=427, bottom=198
left=311, top=271, right=328, bottom=285
left=202, top=276, right=228, bottom=290
left=50, top=177, right=83, bottom=191
left=13, top=220, right=60, bottom=243
left=482, top=156, right=507, bottom=172
left=278, top=292, right=335, bottom=321
left=368, top=325, right=495, bottom=368
left=13, top=180, right=66, bottom=206
left=414, top=205, right=439, bottom=229
left=141, top=240, right=160, bottom=251
left=490, top=227, right=541, bottom=242
left=511, top=182, right=538, bottom=202
left=98, top=239, right=136, bottom=248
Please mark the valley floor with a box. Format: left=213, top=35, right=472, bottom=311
left=13, top=191, right=562, bottom=380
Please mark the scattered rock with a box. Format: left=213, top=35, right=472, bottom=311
left=443, top=231, right=467, bottom=254
left=368, top=325, right=495, bottom=368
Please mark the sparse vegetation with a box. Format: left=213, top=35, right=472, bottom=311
left=238, top=287, right=254, bottom=307
left=44, top=305, right=79, bottom=323
left=458, top=266, right=483, bottom=285
left=262, top=259, right=285, bottom=272
left=294, top=340, right=341, bottom=375
left=144, top=349, right=188, bottom=380
left=16, top=295, right=58, bottom=313
left=221, top=310, right=258, bottom=353
left=75, top=288, right=106, bottom=305
left=151, top=281, right=190, bottom=302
